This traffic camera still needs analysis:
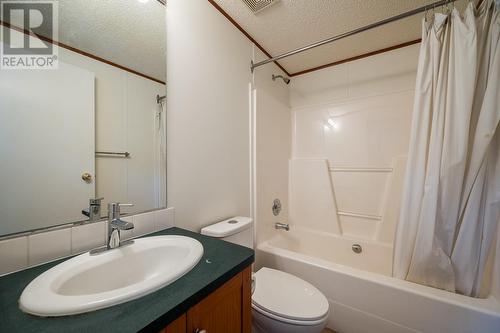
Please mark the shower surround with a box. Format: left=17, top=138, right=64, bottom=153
left=254, top=43, right=500, bottom=332
left=288, top=45, right=416, bottom=261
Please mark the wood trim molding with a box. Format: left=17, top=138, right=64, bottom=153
left=288, top=0, right=486, bottom=77
left=289, top=39, right=422, bottom=77
left=0, top=20, right=166, bottom=85
left=8, top=1, right=473, bottom=84
left=205, top=0, right=291, bottom=77
left=201, top=1, right=423, bottom=78
left=157, top=1, right=425, bottom=79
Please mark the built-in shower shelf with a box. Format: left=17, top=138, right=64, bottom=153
left=329, top=167, right=393, bottom=173
left=337, top=211, right=381, bottom=221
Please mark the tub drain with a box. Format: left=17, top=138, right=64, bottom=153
left=352, top=244, right=362, bottom=254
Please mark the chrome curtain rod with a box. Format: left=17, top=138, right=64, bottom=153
left=250, top=0, right=457, bottom=72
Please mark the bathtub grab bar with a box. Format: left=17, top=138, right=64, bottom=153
left=329, top=167, right=393, bottom=173
left=337, top=211, right=381, bottom=221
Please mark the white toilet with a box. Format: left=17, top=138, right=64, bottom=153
left=201, top=217, right=329, bottom=333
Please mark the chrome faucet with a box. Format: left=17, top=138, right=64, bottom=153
left=107, top=202, right=134, bottom=250
left=275, top=222, right=289, bottom=231
left=82, top=197, right=104, bottom=221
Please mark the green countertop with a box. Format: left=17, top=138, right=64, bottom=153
left=0, top=227, right=254, bottom=333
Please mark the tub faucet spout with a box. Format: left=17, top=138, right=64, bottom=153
left=275, top=223, right=289, bottom=231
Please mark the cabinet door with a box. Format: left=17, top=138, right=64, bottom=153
left=161, top=314, right=186, bottom=333
left=241, top=266, right=252, bottom=333
left=187, top=272, right=243, bottom=333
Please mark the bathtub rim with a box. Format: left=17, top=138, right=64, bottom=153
left=257, top=239, right=500, bottom=317
left=252, top=302, right=330, bottom=326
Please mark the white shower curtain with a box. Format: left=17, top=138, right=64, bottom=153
left=393, top=0, right=500, bottom=297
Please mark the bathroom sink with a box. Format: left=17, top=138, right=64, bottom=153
left=19, top=235, right=203, bottom=317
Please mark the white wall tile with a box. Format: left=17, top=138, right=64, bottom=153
left=292, top=107, right=327, bottom=159
left=289, top=65, right=349, bottom=108
left=155, top=207, right=175, bottom=231
left=339, top=215, right=379, bottom=240
left=0, top=237, right=28, bottom=275
left=132, top=211, right=156, bottom=237
left=347, top=45, right=419, bottom=100
left=289, top=45, right=418, bottom=242
left=1, top=208, right=175, bottom=275
left=28, top=229, right=71, bottom=266
left=322, top=92, right=414, bottom=167
left=121, top=216, right=135, bottom=240
left=71, top=222, right=106, bottom=254
left=289, top=159, right=341, bottom=234
left=331, top=172, right=389, bottom=216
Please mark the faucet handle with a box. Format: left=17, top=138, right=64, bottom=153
left=108, top=202, right=133, bottom=208
left=89, top=197, right=104, bottom=205
left=108, top=202, right=134, bottom=217
left=117, top=203, right=134, bottom=213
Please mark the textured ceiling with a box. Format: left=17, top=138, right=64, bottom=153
left=59, top=0, right=166, bottom=82
left=212, top=0, right=469, bottom=74
left=3, top=0, right=166, bottom=82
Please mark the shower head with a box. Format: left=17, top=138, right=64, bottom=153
left=272, top=74, right=290, bottom=85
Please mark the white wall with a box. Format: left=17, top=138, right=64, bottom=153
left=289, top=45, right=419, bottom=244
left=166, top=0, right=253, bottom=231
left=166, top=0, right=292, bottom=236
left=253, top=49, right=291, bottom=245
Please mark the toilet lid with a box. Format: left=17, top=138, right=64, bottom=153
left=252, top=268, right=329, bottom=321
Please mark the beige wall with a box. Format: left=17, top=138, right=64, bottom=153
left=166, top=0, right=253, bottom=231
left=166, top=0, right=291, bottom=235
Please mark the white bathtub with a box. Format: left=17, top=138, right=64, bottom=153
left=255, top=227, right=500, bottom=333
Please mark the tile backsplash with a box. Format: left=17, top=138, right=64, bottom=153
left=28, top=228, right=72, bottom=266
left=0, top=207, right=175, bottom=276
left=0, top=237, right=28, bottom=274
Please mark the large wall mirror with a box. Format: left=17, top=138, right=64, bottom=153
left=0, top=0, right=166, bottom=237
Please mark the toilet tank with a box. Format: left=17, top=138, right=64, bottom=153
left=201, top=217, right=254, bottom=249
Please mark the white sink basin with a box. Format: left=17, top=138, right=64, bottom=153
left=19, top=235, right=203, bottom=317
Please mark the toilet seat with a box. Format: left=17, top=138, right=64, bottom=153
left=252, top=302, right=329, bottom=326
left=252, top=268, right=329, bottom=324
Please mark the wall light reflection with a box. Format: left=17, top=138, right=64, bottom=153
left=324, top=118, right=340, bottom=131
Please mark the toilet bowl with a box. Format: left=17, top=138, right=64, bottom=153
left=251, top=267, right=329, bottom=333
left=200, top=217, right=330, bottom=333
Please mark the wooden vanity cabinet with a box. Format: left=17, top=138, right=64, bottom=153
left=162, top=314, right=186, bottom=333
left=160, top=266, right=252, bottom=333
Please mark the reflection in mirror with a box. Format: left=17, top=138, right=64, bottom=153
left=0, top=0, right=166, bottom=236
